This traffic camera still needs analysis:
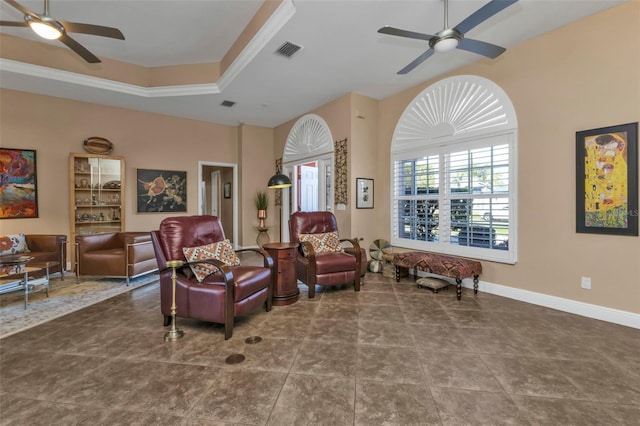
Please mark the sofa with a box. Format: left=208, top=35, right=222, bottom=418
left=0, top=234, right=67, bottom=279
left=75, top=232, right=158, bottom=284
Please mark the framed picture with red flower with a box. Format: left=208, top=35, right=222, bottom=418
left=0, top=148, right=38, bottom=219
left=136, top=168, right=187, bottom=213
left=576, top=122, right=638, bottom=236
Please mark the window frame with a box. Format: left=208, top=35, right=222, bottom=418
left=391, top=132, right=517, bottom=264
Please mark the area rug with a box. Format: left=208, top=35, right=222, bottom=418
left=0, top=273, right=159, bottom=339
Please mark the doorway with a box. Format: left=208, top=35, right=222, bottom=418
left=198, top=161, right=238, bottom=246
left=279, top=114, right=335, bottom=242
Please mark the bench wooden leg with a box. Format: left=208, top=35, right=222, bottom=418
left=473, top=275, right=479, bottom=294
left=455, top=279, right=462, bottom=300
left=395, top=265, right=413, bottom=282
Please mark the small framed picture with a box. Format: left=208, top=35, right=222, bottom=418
left=224, top=182, right=231, bottom=199
left=356, top=178, right=374, bottom=209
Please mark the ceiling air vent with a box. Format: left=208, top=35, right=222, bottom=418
left=275, top=41, right=302, bottom=58
left=221, top=100, right=235, bottom=107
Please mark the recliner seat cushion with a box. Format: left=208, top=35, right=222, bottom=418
left=313, top=252, right=356, bottom=274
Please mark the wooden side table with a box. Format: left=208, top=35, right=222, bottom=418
left=263, top=242, right=299, bottom=306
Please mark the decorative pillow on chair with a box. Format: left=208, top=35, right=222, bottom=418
left=299, top=231, right=343, bottom=255
left=182, top=239, right=240, bottom=283
left=0, top=234, right=30, bottom=256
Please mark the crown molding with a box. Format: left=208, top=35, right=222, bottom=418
left=0, top=0, right=295, bottom=99
left=0, top=58, right=220, bottom=97
left=217, top=0, right=296, bottom=91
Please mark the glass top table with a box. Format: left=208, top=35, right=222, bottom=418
left=0, top=256, right=53, bottom=309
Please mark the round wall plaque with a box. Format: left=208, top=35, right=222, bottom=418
left=83, top=137, right=114, bottom=155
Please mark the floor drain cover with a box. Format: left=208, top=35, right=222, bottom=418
left=245, top=336, right=262, bottom=344
left=225, top=354, right=245, bottom=365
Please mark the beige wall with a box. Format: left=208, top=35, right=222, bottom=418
left=376, top=2, right=640, bottom=314
left=350, top=93, right=381, bottom=244
left=238, top=124, right=276, bottom=247
left=0, top=89, right=239, bottom=238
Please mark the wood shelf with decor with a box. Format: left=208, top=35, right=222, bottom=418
left=69, top=153, right=125, bottom=267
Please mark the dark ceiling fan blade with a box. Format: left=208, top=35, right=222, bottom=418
left=60, top=21, right=124, bottom=40
left=378, top=26, right=434, bottom=42
left=398, top=48, right=435, bottom=75
left=457, top=38, right=506, bottom=58
left=0, top=21, right=29, bottom=27
left=59, top=33, right=101, bottom=63
left=5, top=0, right=38, bottom=17
left=454, top=0, right=518, bottom=35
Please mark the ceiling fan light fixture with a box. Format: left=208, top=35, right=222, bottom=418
left=433, top=37, right=459, bottom=53
left=29, top=21, right=61, bottom=39
left=26, top=16, right=63, bottom=39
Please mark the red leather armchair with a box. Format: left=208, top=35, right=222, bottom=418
left=289, top=211, right=362, bottom=298
left=151, top=215, right=274, bottom=340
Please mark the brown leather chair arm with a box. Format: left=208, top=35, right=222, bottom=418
left=340, top=237, right=361, bottom=252
left=341, top=238, right=363, bottom=276
left=25, top=234, right=67, bottom=253
left=297, top=241, right=316, bottom=259
left=236, top=248, right=275, bottom=270
left=122, top=233, right=157, bottom=283
left=185, top=259, right=234, bottom=288
left=119, top=232, right=152, bottom=246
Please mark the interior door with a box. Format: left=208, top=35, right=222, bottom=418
left=300, top=164, right=318, bottom=211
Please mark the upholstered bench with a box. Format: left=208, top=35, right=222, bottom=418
left=393, top=251, right=482, bottom=300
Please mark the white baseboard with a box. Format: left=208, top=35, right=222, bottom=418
left=460, top=278, right=640, bottom=330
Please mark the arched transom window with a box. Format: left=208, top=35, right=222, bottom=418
left=391, top=75, right=518, bottom=264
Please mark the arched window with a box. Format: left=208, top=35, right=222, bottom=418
left=390, top=75, right=518, bottom=263
left=280, top=114, right=334, bottom=240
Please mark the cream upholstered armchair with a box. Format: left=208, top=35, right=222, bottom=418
left=289, top=211, right=362, bottom=298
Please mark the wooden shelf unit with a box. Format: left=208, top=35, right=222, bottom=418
left=69, top=153, right=125, bottom=256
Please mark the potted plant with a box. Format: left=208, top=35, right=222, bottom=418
left=255, top=190, right=268, bottom=228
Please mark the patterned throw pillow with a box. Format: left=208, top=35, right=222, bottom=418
left=0, top=234, right=30, bottom=256
left=182, top=239, right=240, bottom=283
left=298, top=231, right=343, bottom=255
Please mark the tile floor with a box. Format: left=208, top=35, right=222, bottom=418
left=1, top=272, right=639, bottom=425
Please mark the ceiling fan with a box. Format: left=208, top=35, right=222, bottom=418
left=0, top=0, right=124, bottom=63
left=378, top=0, right=519, bottom=74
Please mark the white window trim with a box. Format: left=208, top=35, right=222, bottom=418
left=390, top=75, right=518, bottom=264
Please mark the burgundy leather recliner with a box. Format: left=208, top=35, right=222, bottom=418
left=151, top=215, right=273, bottom=340
left=289, top=211, right=362, bottom=298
